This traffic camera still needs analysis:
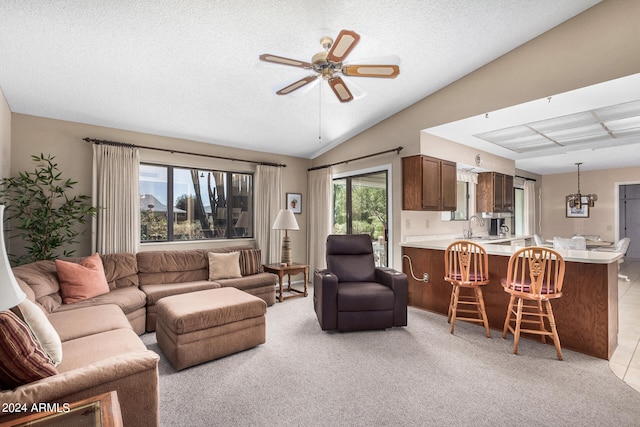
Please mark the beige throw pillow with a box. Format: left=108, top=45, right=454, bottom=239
left=208, top=252, right=242, bottom=280
left=16, top=299, right=63, bottom=366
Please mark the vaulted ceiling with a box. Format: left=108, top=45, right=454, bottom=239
left=2, top=0, right=619, bottom=174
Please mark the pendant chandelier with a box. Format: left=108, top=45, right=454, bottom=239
left=566, top=162, right=597, bottom=209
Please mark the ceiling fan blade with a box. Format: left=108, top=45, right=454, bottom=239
left=328, top=77, right=354, bottom=103
left=259, top=54, right=312, bottom=69
left=327, top=30, right=360, bottom=63
left=276, top=75, right=318, bottom=95
left=342, top=64, right=400, bottom=78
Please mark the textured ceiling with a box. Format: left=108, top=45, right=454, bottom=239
left=0, top=0, right=602, bottom=167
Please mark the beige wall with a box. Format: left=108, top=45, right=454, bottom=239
left=312, top=0, right=640, bottom=269
left=0, top=87, right=10, bottom=179
left=10, top=114, right=311, bottom=260
left=541, top=166, right=640, bottom=242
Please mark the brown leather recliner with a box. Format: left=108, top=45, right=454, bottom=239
left=313, top=234, right=408, bottom=332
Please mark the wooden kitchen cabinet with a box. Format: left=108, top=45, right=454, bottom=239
left=402, top=155, right=457, bottom=211
left=477, top=172, right=513, bottom=213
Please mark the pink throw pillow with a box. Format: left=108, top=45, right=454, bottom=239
left=56, top=253, right=110, bottom=304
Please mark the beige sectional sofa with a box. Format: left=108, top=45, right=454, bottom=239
left=138, top=247, right=277, bottom=332
left=0, top=245, right=277, bottom=426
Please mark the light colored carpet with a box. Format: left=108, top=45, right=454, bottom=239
left=142, top=288, right=640, bottom=426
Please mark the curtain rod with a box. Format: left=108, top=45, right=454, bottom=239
left=515, top=174, right=537, bottom=182
left=83, top=138, right=287, bottom=168
left=308, top=146, right=404, bottom=171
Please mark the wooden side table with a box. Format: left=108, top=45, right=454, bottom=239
left=263, top=262, right=309, bottom=302
left=0, top=390, right=122, bottom=427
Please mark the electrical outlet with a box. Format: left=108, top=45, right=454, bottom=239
left=423, top=273, right=429, bottom=282
left=406, top=219, right=411, bottom=229
left=425, top=219, right=430, bottom=228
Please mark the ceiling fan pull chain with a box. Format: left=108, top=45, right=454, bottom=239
left=318, top=79, right=322, bottom=142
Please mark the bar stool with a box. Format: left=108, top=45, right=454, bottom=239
left=444, top=240, right=491, bottom=337
left=501, top=246, right=566, bottom=360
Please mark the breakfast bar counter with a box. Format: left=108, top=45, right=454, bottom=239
left=401, top=239, right=623, bottom=359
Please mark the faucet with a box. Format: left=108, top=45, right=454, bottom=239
left=464, top=215, right=484, bottom=239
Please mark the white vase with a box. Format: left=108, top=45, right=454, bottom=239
left=0, top=205, right=27, bottom=311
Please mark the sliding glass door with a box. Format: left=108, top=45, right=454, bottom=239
left=333, top=170, right=388, bottom=266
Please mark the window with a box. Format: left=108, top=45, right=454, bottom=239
left=442, top=180, right=469, bottom=221
left=514, top=187, right=524, bottom=235
left=333, top=170, right=388, bottom=267
left=453, top=181, right=469, bottom=220
left=139, top=164, right=253, bottom=242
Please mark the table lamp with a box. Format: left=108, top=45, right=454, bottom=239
left=272, top=209, right=299, bottom=265
left=0, top=205, right=26, bottom=311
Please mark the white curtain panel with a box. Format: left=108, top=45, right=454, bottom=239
left=523, top=179, right=536, bottom=235
left=307, top=167, right=333, bottom=272
left=92, top=144, right=140, bottom=254
left=255, top=165, right=282, bottom=264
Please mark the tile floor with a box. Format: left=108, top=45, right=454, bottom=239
left=609, top=259, right=640, bottom=392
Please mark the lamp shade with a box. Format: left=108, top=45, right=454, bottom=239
left=0, top=205, right=26, bottom=311
left=272, top=209, right=299, bottom=231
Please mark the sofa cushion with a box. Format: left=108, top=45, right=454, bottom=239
left=208, top=251, right=242, bottom=280
left=56, top=253, right=110, bottom=304
left=0, top=310, right=58, bottom=388
left=48, top=304, right=133, bottom=342
left=52, top=286, right=146, bottom=316
left=141, top=281, right=221, bottom=305
left=137, top=247, right=256, bottom=285
left=56, top=328, right=148, bottom=373
left=15, top=299, right=62, bottom=366
left=239, top=249, right=263, bottom=276
left=216, top=272, right=277, bottom=291
left=12, top=260, right=62, bottom=314
left=101, top=252, right=139, bottom=289
left=137, top=250, right=209, bottom=285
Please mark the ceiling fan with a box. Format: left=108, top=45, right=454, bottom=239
left=259, top=29, right=400, bottom=103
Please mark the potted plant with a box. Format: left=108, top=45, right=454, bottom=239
left=0, top=153, right=97, bottom=265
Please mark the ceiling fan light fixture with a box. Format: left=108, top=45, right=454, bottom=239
left=259, top=29, right=399, bottom=103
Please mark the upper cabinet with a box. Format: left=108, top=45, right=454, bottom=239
left=403, top=155, right=457, bottom=211
left=477, top=172, right=513, bottom=213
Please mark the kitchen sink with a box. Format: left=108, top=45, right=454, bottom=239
left=465, top=236, right=504, bottom=241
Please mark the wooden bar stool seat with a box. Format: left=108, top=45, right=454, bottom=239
left=501, top=246, right=566, bottom=360
left=444, top=240, right=491, bottom=337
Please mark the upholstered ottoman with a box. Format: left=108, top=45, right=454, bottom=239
left=155, top=287, right=267, bottom=370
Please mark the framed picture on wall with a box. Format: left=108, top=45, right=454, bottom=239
left=287, top=193, right=302, bottom=214
left=566, top=196, right=589, bottom=218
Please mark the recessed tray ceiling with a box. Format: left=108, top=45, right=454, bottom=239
left=475, top=100, right=640, bottom=154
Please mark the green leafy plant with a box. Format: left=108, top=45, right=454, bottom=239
left=0, top=153, right=97, bottom=265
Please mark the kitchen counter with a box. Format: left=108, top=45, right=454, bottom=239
left=401, top=240, right=621, bottom=359
left=401, top=237, right=623, bottom=264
